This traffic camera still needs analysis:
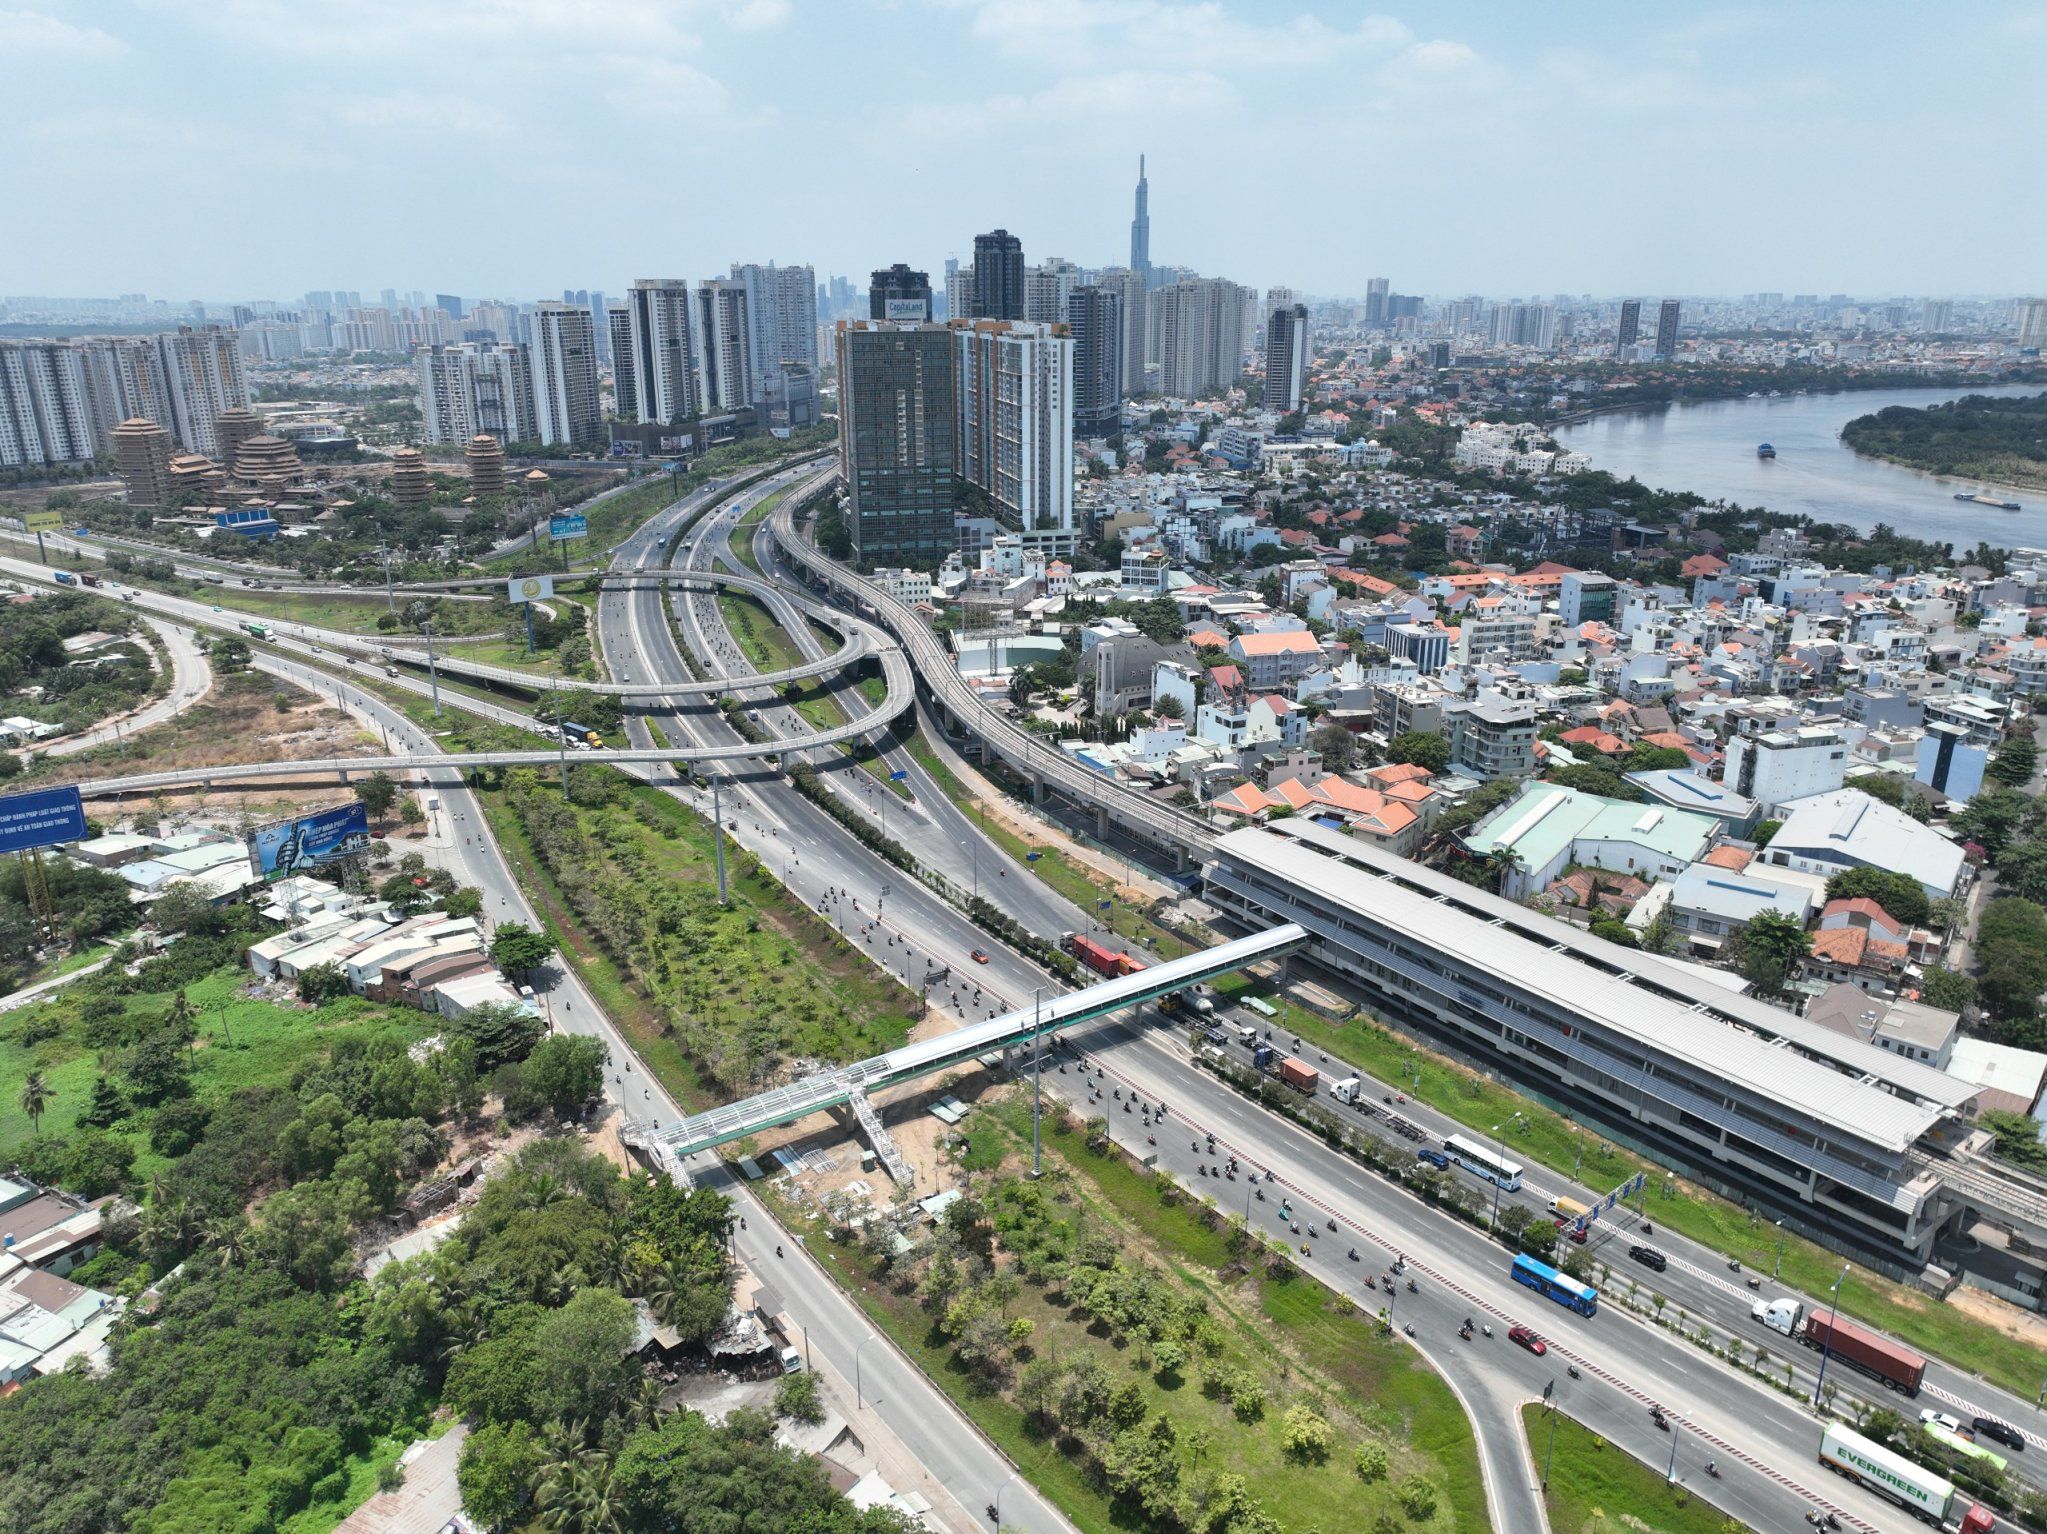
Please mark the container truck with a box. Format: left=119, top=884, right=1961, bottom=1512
left=1277, top=1058, right=1319, bottom=1094
left=1801, top=1308, right=1926, bottom=1394
left=242, top=620, right=270, bottom=640
left=1063, top=933, right=1122, bottom=978
left=1330, top=1077, right=1365, bottom=1105
left=79, top=572, right=102, bottom=588
left=1817, top=1424, right=1992, bottom=1532
left=1250, top=1043, right=1276, bottom=1072
left=1750, top=1296, right=1803, bottom=1336
left=51, top=570, right=76, bottom=586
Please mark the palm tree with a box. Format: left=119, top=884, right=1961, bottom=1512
left=18, top=1072, right=50, bottom=1135
left=205, top=1215, right=253, bottom=1268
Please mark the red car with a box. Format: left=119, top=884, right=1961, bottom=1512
left=1509, top=1325, right=1546, bottom=1355
left=970, top=949, right=991, bottom=964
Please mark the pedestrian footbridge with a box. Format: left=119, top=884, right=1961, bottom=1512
left=661, top=923, right=1308, bottom=1160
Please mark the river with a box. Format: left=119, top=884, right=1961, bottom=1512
left=1553, top=382, right=2047, bottom=551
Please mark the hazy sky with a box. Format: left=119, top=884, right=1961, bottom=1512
left=4, top=1, right=2043, bottom=304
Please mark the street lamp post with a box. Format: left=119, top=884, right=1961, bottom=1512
left=991, top=1472, right=1017, bottom=1532
left=1541, top=1380, right=1559, bottom=1490
left=1774, top=1220, right=1786, bottom=1280
left=1030, top=987, right=1045, bottom=1178
left=854, top=1333, right=880, bottom=1410
left=1811, top=1264, right=1851, bottom=1410
left=1489, top=1113, right=1523, bottom=1232
left=1665, top=1411, right=1680, bottom=1484
left=422, top=619, right=442, bottom=716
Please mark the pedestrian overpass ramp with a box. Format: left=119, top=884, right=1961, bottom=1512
left=661, top=923, right=1308, bottom=1159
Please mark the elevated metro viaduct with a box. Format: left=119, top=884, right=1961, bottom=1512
left=653, top=924, right=1308, bottom=1181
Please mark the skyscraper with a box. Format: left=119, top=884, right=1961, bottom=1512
left=156, top=326, right=248, bottom=458
left=0, top=342, right=104, bottom=467
left=1025, top=258, right=1079, bottom=324
left=869, top=265, right=933, bottom=322
left=1129, top=155, right=1151, bottom=281
left=1149, top=278, right=1253, bottom=397
left=730, top=262, right=818, bottom=378
left=620, top=280, right=696, bottom=425
left=1264, top=303, right=1309, bottom=414
left=1365, top=277, right=1390, bottom=329
left=835, top=320, right=957, bottom=568
left=1096, top=268, right=1149, bottom=396
left=1654, top=299, right=1681, bottom=359
left=970, top=230, right=1025, bottom=321
left=529, top=302, right=602, bottom=447
left=1616, top=298, right=1641, bottom=354
left=955, top=320, right=1074, bottom=534
left=1068, top=285, right=1124, bottom=438
left=694, top=279, right=753, bottom=414
left=2017, top=299, right=2047, bottom=349
left=417, top=341, right=538, bottom=445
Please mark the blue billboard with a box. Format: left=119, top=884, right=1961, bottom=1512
left=0, top=785, right=87, bottom=854
left=549, top=513, right=588, bottom=542
left=249, top=802, right=372, bottom=878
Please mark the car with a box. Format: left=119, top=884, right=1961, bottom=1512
left=1565, top=1224, right=1589, bottom=1244
left=1974, top=1416, right=2025, bottom=1451
left=211, top=604, right=222, bottom=612
left=970, top=949, right=990, bottom=964
left=1415, top=1147, right=1450, bottom=1169
left=1920, top=1409, right=1963, bottom=1434
left=1628, top=1245, right=1668, bottom=1272
left=1508, top=1325, right=1546, bottom=1355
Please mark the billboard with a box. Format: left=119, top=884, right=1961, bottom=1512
left=883, top=298, right=928, bottom=322
left=249, top=802, right=372, bottom=878
left=549, top=514, right=588, bottom=542
left=22, top=509, right=62, bottom=533
left=0, top=784, right=87, bottom=854
left=507, top=574, right=556, bottom=605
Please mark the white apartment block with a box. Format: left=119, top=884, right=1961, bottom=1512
left=619, top=280, right=696, bottom=425
left=694, top=279, right=753, bottom=414
left=954, top=320, right=1074, bottom=534
left=416, top=342, right=538, bottom=446
left=0, top=343, right=105, bottom=467
left=1723, top=725, right=1847, bottom=813
left=528, top=303, right=602, bottom=447
left=730, top=262, right=819, bottom=382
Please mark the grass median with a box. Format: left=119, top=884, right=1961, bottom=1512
left=1523, top=1404, right=1752, bottom=1534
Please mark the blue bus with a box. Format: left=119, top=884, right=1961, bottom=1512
left=1512, top=1254, right=1598, bottom=1318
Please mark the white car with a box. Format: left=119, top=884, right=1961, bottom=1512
left=1920, top=1409, right=1963, bottom=1434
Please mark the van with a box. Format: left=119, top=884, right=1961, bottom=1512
left=779, top=1346, right=803, bottom=1374
left=1416, top=1148, right=1449, bottom=1169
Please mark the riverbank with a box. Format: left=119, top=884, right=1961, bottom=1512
left=1541, top=371, right=2036, bottom=430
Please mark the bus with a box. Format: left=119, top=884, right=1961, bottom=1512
left=242, top=620, right=271, bottom=640
left=1446, top=1134, right=1524, bottom=1192
left=1924, top=1423, right=2009, bottom=1475
left=1512, top=1254, right=1598, bottom=1317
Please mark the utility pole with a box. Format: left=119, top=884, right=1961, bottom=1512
left=711, top=774, right=728, bottom=906
left=1030, top=987, right=1045, bottom=1177
left=1541, top=1380, right=1559, bottom=1490
left=379, top=542, right=396, bottom=612
left=551, top=685, right=569, bottom=802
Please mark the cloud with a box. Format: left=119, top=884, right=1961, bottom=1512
left=0, top=6, right=127, bottom=58
left=140, top=0, right=713, bottom=58
left=723, top=0, right=789, bottom=29
left=970, top=0, right=1409, bottom=68
left=601, top=54, right=734, bottom=120
left=333, top=91, right=510, bottom=135
left=890, top=67, right=1229, bottom=141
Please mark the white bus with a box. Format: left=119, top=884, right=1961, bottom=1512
left=1445, top=1134, right=1524, bottom=1192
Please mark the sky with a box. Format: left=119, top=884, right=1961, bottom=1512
left=3, top=0, right=2044, bottom=305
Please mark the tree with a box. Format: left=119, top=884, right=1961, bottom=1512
left=1726, top=908, right=1809, bottom=996
left=458, top=1420, right=544, bottom=1529
left=210, top=635, right=251, bottom=673
left=1978, top=937, right=2047, bottom=1023
left=150, top=879, right=227, bottom=936
left=1308, top=723, right=1357, bottom=773
left=75, top=1074, right=128, bottom=1128
left=1280, top=1404, right=1333, bottom=1463
left=774, top=1368, right=824, bottom=1424
left=1822, top=868, right=1930, bottom=929
left=1385, top=730, right=1449, bottom=773
left=297, top=961, right=351, bottom=1004
left=448, top=999, right=545, bottom=1073
left=398, top=797, right=424, bottom=830
left=531, top=1287, right=638, bottom=1426
left=1995, top=838, right=2047, bottom=903
left=1753, top=818, right=1782, bottom=848
left=354, top=770, right=398, bottom=826
left=1952, top=786, right=2029, bottom=859
left=489, top=921, right=553, bottom=982
left=1988, top=734, right=2039, bottom=789
left=517, top=1034, right=608, bottom=1119
left=1920, top=965, right=1977, bottom=1014
left=444, top=886, right=484, bottom=918
left=18, top=1070, right=50, bottom=1134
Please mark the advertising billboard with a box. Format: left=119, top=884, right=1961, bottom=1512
left=0, top=784, right=87, bottom=854
left=249, top=802, right=372, bottom=878
left=549, top=514, right=588, bottom=542
left=883, top=298, right=928, bottom=322
left=507, top=574, right=556, bottom=605
left=22, top=509, right=62, bottom=533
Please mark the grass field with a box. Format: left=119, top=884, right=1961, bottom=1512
left=1523, top=1404, right=1751, bottom=1534
left=794, top=1094, right=1490, bottom=1533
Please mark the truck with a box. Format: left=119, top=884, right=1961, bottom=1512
left=1064, top=932, right=1123, bottom=978
left=1801, top=1308, right=1926, bottom=1395
left=1750, top=1296, right=1804, bottom=1336
left=1546, top=1196, right=1589, bottom=1222
left=1817, top=1424, right=1992, bottom=1532
left=79, top=572, right=103, bottom=588
left=1278, top=1058, right=1319, bottom=1094
left=1330, top=1076, right=1365, bottom=1105
left=1251, top=1043, right=1276, bottom=1072
left=242, top=620, right=270, bottom=640
left=557, top=720, right=601, bottom=747
left=51, top=570, right=76, bottom=586
left=1159, top=989, right=1214, bottom=1017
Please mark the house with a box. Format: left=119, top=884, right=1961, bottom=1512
left=1802, top=926, right=1912, bottom=994
left=1460, top=782, right=1719, bottom=900
left=1805, top=983, right=1959, bottom=1068
left=1226, top=630, right=1327, bottom=691
left=1764, top=789, right=1968, bottom=900
left=1659, top=862, right=1824, bottom=951
left=1625, top=769, right=1760, bottom=836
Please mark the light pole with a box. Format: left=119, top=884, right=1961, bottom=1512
left=991, top=1471, right=1017, bottom=1532
left=1811, top=1263, right=1851, bottom=1410
left=1665, top=1409, right=1680, bottom=1484
left=1773, top=1220, right=1786, bottom=1280
left=422, top=618, right=442, bottom=716
left=1030, top=987, right=1045, bottom=1178
left=854, top=1332, right=880, bottom=1410
left=1489, top=1113, right=1523, bottom=1232
left=1541, top=1379, right=1559, bottom=1490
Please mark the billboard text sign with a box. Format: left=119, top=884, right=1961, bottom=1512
left=249, top=803, right=372, bottom=878
left=507, top=574, right=555, bottom=605
left=549, top=514, right=588, bottom=542
left=0, top=785, right=87, bottom=854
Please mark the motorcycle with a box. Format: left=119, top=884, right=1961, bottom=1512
left=1348, top=1248, right=1359, bottom=1261
left=1727, top=1259, right=1742, bottom=1272
left=1406, top=1278, right=1417, bottom=1293
left=1480, top=1324, right=1492, bottom=1338
left=1459, top=1326, right=1473, bottom=1341
left=1705, top=1462, right=1720, bottom=1479
left=1255, top=1189, right=1265, bottom=1201
left=1746, top=1275, right=1761, bottom=1290
left=1402, top=1323, right=1415, bottom=1337
left=1566, top=1365, right=1580, bottom=1380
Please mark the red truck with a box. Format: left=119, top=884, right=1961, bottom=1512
left=1064, top=933, right=1145, bottom=978
left=1278, top=1057, right=1320, bottom=1093
left=1801, top=1308, right=1925, bottom=1395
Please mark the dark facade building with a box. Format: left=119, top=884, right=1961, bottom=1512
left=1067, top=285, right=1124, bottom=438
left=1655, top=298, right=1681, bottom=358
left=835, top=320, right=957, bottom=569
left=970, top=230, right=1025, bottom=321
left=869, top=264, right=933, bottom=322
left=1263, top=302, right=1308, bottom=413
left=1617, top=298, right=1641, bottom=353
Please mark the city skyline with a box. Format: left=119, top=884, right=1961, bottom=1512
left=3, top=2, right=2043, bottom=299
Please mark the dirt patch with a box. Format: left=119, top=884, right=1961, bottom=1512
left=1947, top=1282, right=2047, bottom=1349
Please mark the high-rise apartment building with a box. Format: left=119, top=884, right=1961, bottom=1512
left=620, top=280, right=696, bottom=425
left=1067, top=286, right=1124, bottom=438
left=944, top=267, right=974, bottom=329
left=0, top=342, right=105, bottom=467
left=1921, top=299, right=1953, bottom=335
left=155, top=326, right=248, bottom=459
left=835, top=320, right=957, bottom=568
left=970, top=230, right=1025, bottom=321
left=1095, top=268, right=1149, bottom=396
left=1025, top=258, right=1080, bottom=324
left=1365, top=277, right=1390, bottom=328
left=730, top=262, right=818, bottom=385
left=606, top=303, right=634, bottom=416
left=2018, top=299, right=2047, bottom=350
left=1654, top=298, right=1682, bottom=358
left=1130, top=155, right=1151, bottom=280
left=694, top=279, right=753, bottom=414
left=417, top=341, right=538, bottom=445
left=869, top=265, right=933, bottom=323
left=1264, top=302, right=1309, bottom=413
left=1149, top=278, right=1253, bottom=397
left=1616, top=298, right=1641, bottom=353
left=529, top=302, right=602, bottom=447
left=954, top=320, right=1073, bottom=535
